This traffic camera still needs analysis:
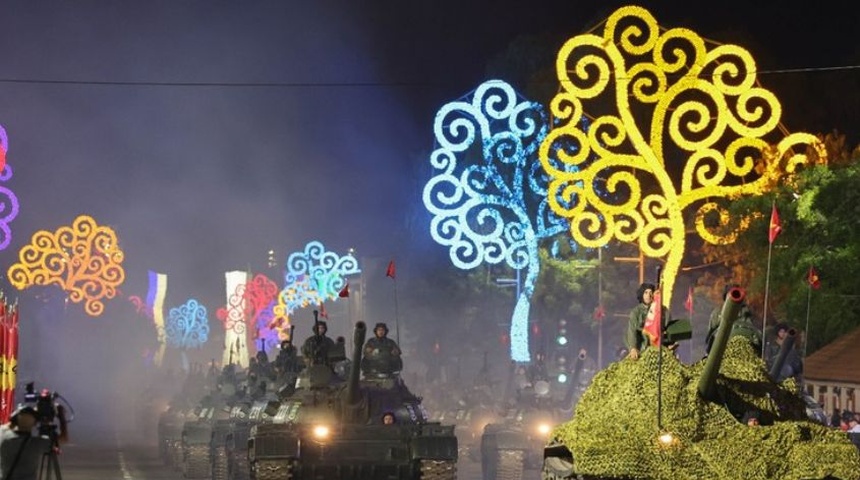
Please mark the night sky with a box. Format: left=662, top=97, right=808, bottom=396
left=0, top=0, right=857, bottom=416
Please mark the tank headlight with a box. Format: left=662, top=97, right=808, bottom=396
left=312, top=425, right=330, bottom=440
left=656, top=431, right=679, bottom=449
left=536, top=422, right=552, bottom=436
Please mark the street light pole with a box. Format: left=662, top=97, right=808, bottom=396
left=597, top=248, right=603, bottom=370
left=613, top=247, right=644, bottom=284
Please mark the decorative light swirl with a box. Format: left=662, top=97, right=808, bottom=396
left=0, top=122, right=20, bottom=251
left=694, top=202, right=754, bottom=245
left=128, top=295, right=152, bottom=318
left=0, top=123, right=8, bottom=171
left=245, top=273, right=279, bottom=321
left=165, top=299, right=209, bottom=349
left=278, top=277, right=314, bottom=312
left=216, top=285, right=247, bottom=334
left=7, top=215, right=125, bottom=316
left=218, top=273, right=280, bottom=334
left=423, top=79, right=556, bottom=271
left=424, top=79, right=580, bottom=362
left=540, top=5, right=824, bottom=304
left=279, top=241, right=360, bottom=320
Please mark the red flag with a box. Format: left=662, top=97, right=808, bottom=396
left=593, top=305, right=605, bottom=321
left=768, top=203, right=782, bottom=244
left=684, top=287, right=694, bottom=314
left=642, top=290, right=663, bottom=347
left=338, top=283, right=350, bottom=298
left=318, top=302, right=328, bottom=319
left=386, top=260, right=396, bottom=279
left=807, top=266, right=821, bottom=290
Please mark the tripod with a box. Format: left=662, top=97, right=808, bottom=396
left=39, top=448, right=62, bottom=480
left=37, top=425, right=63, bottom=480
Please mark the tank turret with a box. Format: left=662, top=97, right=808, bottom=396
left=697, top=286, right=745, bottom=402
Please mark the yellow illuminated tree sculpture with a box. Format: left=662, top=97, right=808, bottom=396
left=539, top=5, right=825, bottom=304
left=7, top=215, right=125, bottom=316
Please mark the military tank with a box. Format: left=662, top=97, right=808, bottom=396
left=247, top=321, right=458, bottom=479
left=478, top=349, right=593, bottom=480
left=158, top=402, right=190, bottom=468
left=181, top=402, right=227, bottom=478
left=431, top=352, right=504, bottom=465
left=541, top=287, right=860, bottom=479
left=214, top=335, right=307, bottom=480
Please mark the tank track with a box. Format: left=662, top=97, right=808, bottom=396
left=228, top=452, right=250, bottom=480
left=419, top=459, right=457, bottom=480
left=184, top=444, right=212, bottom=478
left=170, top=440, right=184, bottom=468
left=493, top=450, right=524, bottom=480
left=211, top=445, right=228, bottom=480
left=252, top=459, right=296, bottom=480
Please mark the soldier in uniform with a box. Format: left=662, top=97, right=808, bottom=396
left=764, top=322, right=802, bottom=383
left=625, top=282, right=673, bottom=360
left=301, top=321, right=336, bottom=367
left=360, top=322, right=403, bottom=376
left=275, top=338, right=300, bottom=374
left=705, top=284, right=762, bottom=355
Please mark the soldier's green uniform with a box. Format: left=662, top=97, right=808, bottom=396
left=626, top=302, right=672, bottom=352
left=705, top=285, right=762, bottom=354
left=625, top=283, right=673, bottom=353
left=360, top=322, right=403, bottom=376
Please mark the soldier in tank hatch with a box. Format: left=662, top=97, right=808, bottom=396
left=361, top=322, right=403, bottom=377
left=301, top=320, right=336, bottom=367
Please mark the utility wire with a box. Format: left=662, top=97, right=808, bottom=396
left=0, top=64, right=857, bottom=89
left=0, top=78, right=442, bottom=88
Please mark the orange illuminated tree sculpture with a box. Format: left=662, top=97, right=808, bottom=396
left=7, top=215, right=125, bottom=316
left=539, top=5, right=825, bottom=304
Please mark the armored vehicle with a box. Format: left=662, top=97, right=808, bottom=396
left=247, top=321, right=458, bottom=479
left=181, top=404, right=224, bottom=478
left=158, top=404, right=189, bottom=468
left=215, top=336, right=307, bottom=480
left=541, top=288, right=860, bottom=479
left=479, top=350, right=592, bottom=480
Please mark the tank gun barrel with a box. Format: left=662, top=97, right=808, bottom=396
left=346, top=321, right=367, bottom=405
left=768, top=328, right=797, bottom=381
left=697, top=287, right=745, bottom=402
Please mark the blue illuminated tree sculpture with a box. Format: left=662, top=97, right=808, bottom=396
left=272, top=241, right=361, bottom=325
left=422, top=80, right=576, bottom=362
left=166, top=298, right=210, bottom=350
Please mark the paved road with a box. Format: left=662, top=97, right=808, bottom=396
left=51, top=431, right=541, bottom=480
left=54, top=440, right=181, bottom=480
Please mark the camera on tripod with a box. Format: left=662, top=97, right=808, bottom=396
left=24, top=383, right=56, bottom=425
left=23, top=382, right=71, bottom=443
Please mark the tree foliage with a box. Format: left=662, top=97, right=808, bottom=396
left=700, top=152, right=860, bottom=353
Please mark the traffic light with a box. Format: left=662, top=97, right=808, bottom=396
left=556, top=354, right=568, bottom=383
left=556, top=319, right=568, bottom=346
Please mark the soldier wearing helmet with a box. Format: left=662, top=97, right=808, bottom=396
left=301, top=320, right=336, bottom=367
left=360, top=322, right=403, bottom=377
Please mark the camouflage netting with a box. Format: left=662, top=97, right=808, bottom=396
left=553, top=337, right=860, bottom=480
